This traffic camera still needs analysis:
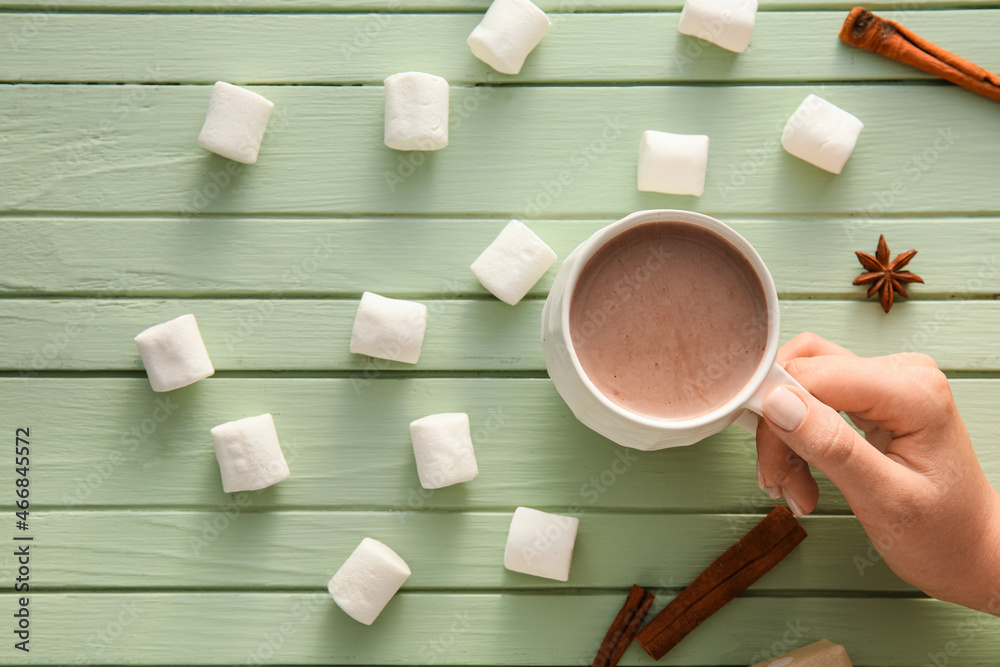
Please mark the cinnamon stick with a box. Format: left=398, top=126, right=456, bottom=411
left=635, top=506, right=806, bottom=660
left=592, top=585, right=655, bottom=667
left=839, top=7, right=1000, bottom=103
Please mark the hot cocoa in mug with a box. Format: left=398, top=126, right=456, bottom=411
left=541, top=210, right=804, bottom=451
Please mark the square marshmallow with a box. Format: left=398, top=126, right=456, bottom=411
left=210, top=413, right=290, bottom=493
left=134, top=314, right=215, bottom=392
left=471, top=220, right=557, bottom=305
left=504, top=507, right=580, bottom=581
left=410, top=413, right=479, bottom=489
left=637, top=130, right=709, bottom=196
left=468, top=0, right=551, bottom=75
left=329, top=538, right=411, bottom=625
left=350, top=292, right=428, bottom=364
left=781, top=94, right=864, bottom=174
left=197, top=81, right=274, bottom=164
left=384, top=72, right=449, bottom=151
left=677, top=0, right=758, bottom=54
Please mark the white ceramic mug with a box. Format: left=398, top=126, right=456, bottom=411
left=541, top=209, right=803, bottom=451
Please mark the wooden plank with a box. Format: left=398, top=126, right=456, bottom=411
left=1, top=217, right=998, bottom=298
left=25, top=511, right=906, bottom=592
left=2, top=84, right=996, bottom=216
left=5, top=11, right=1000, bottom=84
left=3, top=378, right=998, bottom=512
left=3, top=299, right=999, bottom=373
left=6, top=593, right=999, bottom=665
left=3, top=0, right=999, bottom=12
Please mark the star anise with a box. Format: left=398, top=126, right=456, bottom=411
left=853, top=234, right=924, bottom=313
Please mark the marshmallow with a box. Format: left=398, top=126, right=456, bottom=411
left=749, top=639, right=852, bottom=666
left=503, top=507, right=580, bottom=581
left=471, top=220, right=557, bottom=305
left=781, top=94, right=864, bottom=174
left=384, top=72, right=449, bottom=151
left=134, top=314, right=215, bottom=392
left=350, top=292, right=428, bottom=364
left=197, top=81, right=274, bottom=164
left=410, top=413, right=479, bottom=489
left=328, top=538, right=411, bottom=625
left=637, top=130, right=709, bottom=196
left=210, top=414, right=290, bottom=493
left=467, top=0, right=551, bottom=75
left=677, top=0, right=758, bottom=53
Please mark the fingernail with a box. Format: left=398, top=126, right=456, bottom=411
left=767, top=487, right=782, bottom=500
left=756, top=461, right=765, bottom=490
left=763, top=387, right=807, bottom=432
left=783, top=487, right=804, bottom=517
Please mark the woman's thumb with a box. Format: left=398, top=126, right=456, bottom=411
left=761, top=386, right=903, bottom=500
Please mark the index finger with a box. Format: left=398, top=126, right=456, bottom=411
left=783, top=354, right=948, bottom=437
left=776, top=332, right=857, bottom=366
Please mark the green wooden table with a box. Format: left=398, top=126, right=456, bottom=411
left=2, top=0, right=1000, bottom=664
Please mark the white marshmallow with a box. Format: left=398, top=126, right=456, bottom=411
left=384, top=72, right=449, bottom=151
left=197, top=81, right=274, bottom=164
left=468, top=0, right=551, bottom=75
left=328, top=538, right=411, bottom=625
left=471, top=220, right=557, bottom=306
left=677, top=0, right=758, bottom=53
left=350, top=292, right=428, bottom=364
left=637, top=130, right=710, bottom=196
left=134, top=314, right=214, bottom=392
left=503, top=507, right=580, bottom=581
left=410, top=413, right=479, bottom=489
left=781, top=94, right=864, bottom=174
left=210, top=414, right=290, bottom=493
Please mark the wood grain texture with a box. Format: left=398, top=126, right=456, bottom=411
left=3, top=0, right=999, bottom=11
left=10, top=594, right=1000, bottom=666
left=3, top=84, right=998, bottom=215
left=26, top=511, right=906, bottom=592
left=4, top=2, right=1000, bottom=665
left=3, top=378, right=998, bottom=513
left=1, top=217, right=998, bottom=298
left=3, top=299, right=1000, bottom=372
left=4, top=11, right=999, bottom=84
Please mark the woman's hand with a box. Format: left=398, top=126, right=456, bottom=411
left=755, top=332, right=1000, bottom=613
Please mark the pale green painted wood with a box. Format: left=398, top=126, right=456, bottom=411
left=4, top=299, right=1000, bottom=373
left=6, top=593, right=1000, bottom=666
left=2, top=84, right=997, bottom=215
left=3, top=378, right=998, bottom=512
left=5, top=11, right=1000, bottom=84
left=2, top=218, right=999, bottom=298
left=3, top=0, right=998, bottom=10
left=28, top=511, right=907, bottom=592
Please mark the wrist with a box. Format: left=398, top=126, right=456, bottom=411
left=971, top=489, right=1000, bottom=615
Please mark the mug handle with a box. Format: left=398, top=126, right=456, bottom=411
left=733, top=363, right=807, bottom=434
